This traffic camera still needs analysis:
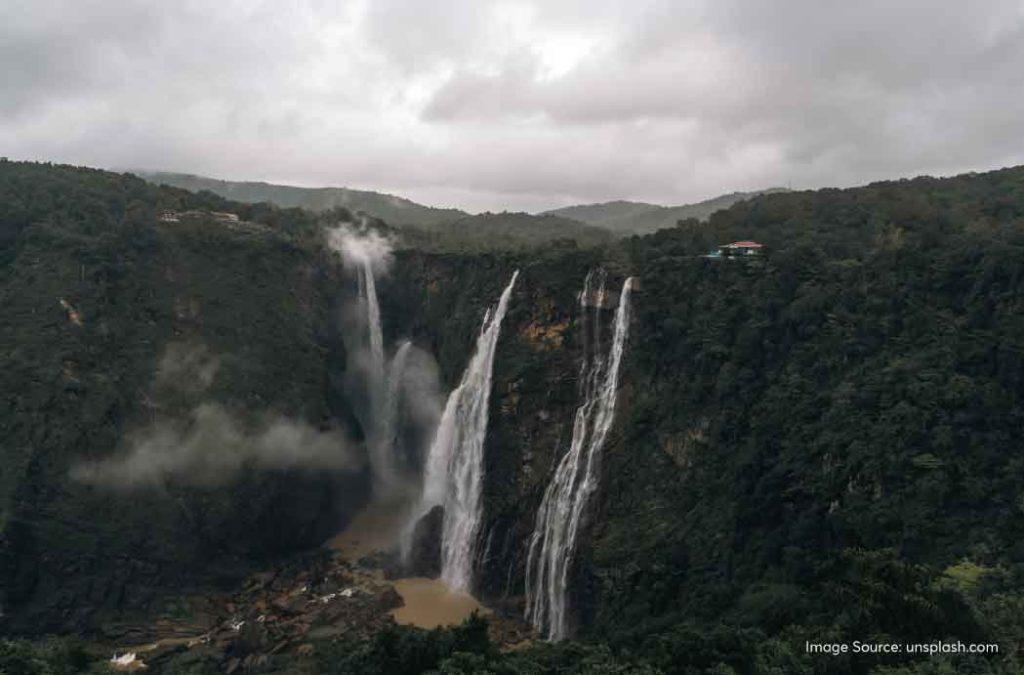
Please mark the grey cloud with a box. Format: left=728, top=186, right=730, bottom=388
left=2, top=1, right=1023, bottom=211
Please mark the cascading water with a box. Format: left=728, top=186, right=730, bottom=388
left=524, top=272, right=634, bottom=641
left=407, top=270, right=520, bottom=592
left=329, top=225, right=407, bottom=497
left=357, top=257, right=386, bottom=390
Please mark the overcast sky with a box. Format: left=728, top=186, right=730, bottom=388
left=2, top=1, right=1023, bottom=212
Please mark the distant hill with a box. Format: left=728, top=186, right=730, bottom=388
left=401, top=211, right=614, bottom=252
left=139, top=171, right=469, bottom=227
left=544, top=200, right=663, bottom=227
left=140, top=171, right=614, bottom=251
left=543, top=188, right=789, bottom=235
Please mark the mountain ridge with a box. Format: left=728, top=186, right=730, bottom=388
left=141, top=171, right=789, bottom=238
left=140, top=171, right=470, bottom=227
left=543, top=188, right=790, bottom=234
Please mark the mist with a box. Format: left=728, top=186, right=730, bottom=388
left=72, top=342, right=361, bottom=489
left=392, top=341, right=444, bottom=476
left=326, top=221, right=394, bottom=276
left=72, top=404, right=360, bottom=488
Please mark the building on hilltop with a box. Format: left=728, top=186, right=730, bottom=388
left=721, top=241, right=763, bottom=256
left=703, top=240, right=765, bottom=259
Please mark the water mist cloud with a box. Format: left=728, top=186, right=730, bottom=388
left=72, top=404, right=359, bottom=488
left=326, top=222, right=394, bottom=275
left=395, top=342, right=444, bottom=470
left=71, top=342, right=360, bottom=489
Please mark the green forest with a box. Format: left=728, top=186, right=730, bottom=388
left=2, top=160, right=1024, bottom=673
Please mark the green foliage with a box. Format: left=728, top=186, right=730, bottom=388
left=397, top=212, right=613, bottom=253
left=313, top=613, right=492, bottom=674
left=140, top=171, right=468, bottom=227
left=0, top=160, right=367, bottom=633
left=0, top=637, right=93, bottom=674
left=587, top=164, right=1024, bottom=673
left=140, top=172, right=616, bottom=252
left=544, top=189, right=788, bottom=236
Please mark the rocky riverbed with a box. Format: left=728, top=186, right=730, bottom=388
left=93, top=509, right=533, bottom=673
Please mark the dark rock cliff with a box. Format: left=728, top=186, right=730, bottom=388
left=381, top=248, right=634, bottom=633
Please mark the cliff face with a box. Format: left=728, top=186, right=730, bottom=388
left=382, top=249, right=633, bottom=631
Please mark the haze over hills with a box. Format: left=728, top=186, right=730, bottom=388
left=141, top=171, right=786, bottom=242
left=542, top=188, right=790, bottom=235
left=140, top=171, right=470, bottom=228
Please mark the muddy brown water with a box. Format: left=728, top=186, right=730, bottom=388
left=326, top=500, right=487, bottom=629
left=389, top=577, right=487, bottom=629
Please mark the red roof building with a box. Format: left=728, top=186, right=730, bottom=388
left=720, top=241, right=764, bottom=256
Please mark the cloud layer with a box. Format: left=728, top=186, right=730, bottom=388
left=3, top=1, right=1022, bottom=212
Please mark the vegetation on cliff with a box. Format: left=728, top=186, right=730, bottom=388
left=0, top=160, right=369, bottom=634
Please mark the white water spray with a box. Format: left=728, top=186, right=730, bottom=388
left=407, top=271, right=520, bottom=592
left=524, top=272, right=634, bottom=640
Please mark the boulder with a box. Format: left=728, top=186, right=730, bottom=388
left=404, top=506, right=444, bottom=578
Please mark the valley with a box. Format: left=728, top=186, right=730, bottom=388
left=1, top=159, right=1023, bottom=673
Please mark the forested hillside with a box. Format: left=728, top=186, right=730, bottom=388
left=2, top=160, right=1024, bottom=674
left=398, top=211, right=614, bottom=252
left=378, top=165, right=1024, bottom=673
left=544, top=188, right=789, bottom=235
left=589, top=166, right=1024, bottom=672
left=140, top=171, right=468, bottom=227
left=141, top=172, right=612, bottom=251
left=0, top=161, right=370, bottom=634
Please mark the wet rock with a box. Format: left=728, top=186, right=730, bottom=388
left=236, top=620, right=268, bottom=653
left=405, top=505, right=444, bottom=578
left=271, top=593, right=305, bottom=615
left=378, top=586, right=402, bottom=612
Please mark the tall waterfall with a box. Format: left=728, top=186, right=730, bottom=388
left=357, top=258, right=386, bottom=390
left=524, top=272, right=634, bottom=640
left=411, top=270, right=519, bottom=592
left=329, top=225, right=407, bottom=497
left=355, top=255, right=398, bottom=494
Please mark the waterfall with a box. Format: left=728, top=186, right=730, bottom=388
left=358, top=258, right=386, bottom=390
left=409, top=270, right=519, bottom=592
left=329, top=224, right=407, bottom=497
left=524, top=272, right=634, bottom=640
left=355, top=256, right=397, bottom=494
